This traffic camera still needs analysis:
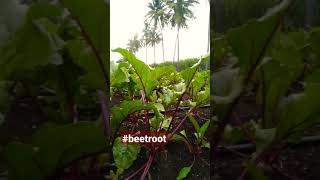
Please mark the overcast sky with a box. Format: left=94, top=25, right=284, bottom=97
left=110, top=0, right=209, bottom=64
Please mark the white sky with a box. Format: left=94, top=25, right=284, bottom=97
left=110, top=0, right=210, bottom=64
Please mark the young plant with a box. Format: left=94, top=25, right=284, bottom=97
left=110, top=48, right=210, bottom=179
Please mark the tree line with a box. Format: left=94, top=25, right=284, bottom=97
left=126, top=0, right=200, bottom=69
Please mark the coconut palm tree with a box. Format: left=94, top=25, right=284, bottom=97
left=149, top=28, right=162, bottom=65
left=145, top=0, right=170, bottom=63
left=127, top=34, right=141, bottom=54
left=142, top=23, right=153, bottom=64
left=166, top=0, right=199, bottom=70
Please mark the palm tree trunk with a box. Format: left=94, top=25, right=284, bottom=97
left=154, top=44, right=156, bottom=65
left=161, top=26, right=165, bottom=63
left=146, top=45, right=148, bottom=64
left=153, top=29, right=156, bottom=65
left=177, top=27, right=180, bottom=71
left=173, top=33, right=178, bottom=63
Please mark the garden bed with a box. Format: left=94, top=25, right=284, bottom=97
left=122, top=142, right=210, bottom=180
left=214, top=139, right=320, bottom=180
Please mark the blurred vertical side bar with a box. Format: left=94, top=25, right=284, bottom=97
left=210, top=0, right=225, bottom=177
left=98, top=0, right=111, bottom=139
left=209, top=0, right=214, bottom=177
left=105, top=0, right=111, bottom=139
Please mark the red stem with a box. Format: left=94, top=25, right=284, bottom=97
left=144, top=110, right=150, bottom=130
left=140, top=154, right=155, bottom=180
left=98, top=90, right=111, bottom=138
left=170, top=115, right=188, bottom=137
left=166, top=95, right=184, bottom=134
left=237, top=168, right=248, bottom=180
left=125, top=162, right=147, bottom=180
left=141, top=90, right=150, bottom=130
left=169, top=109, right=196, bottom=138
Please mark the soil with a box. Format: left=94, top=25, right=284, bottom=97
left=211, top=89, right=320, bottom=180
left=118, top=107, right=211, bottom=180
left=213, top=141, right=320, bottom=180
left=121, top=142, right=210, bottom=180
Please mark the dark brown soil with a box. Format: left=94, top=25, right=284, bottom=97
left=118, top=107, right=211, bottom=180
left=213, top=141, right=320, bottom=180
left=121, top=142, right=210, bottom=180
left=2, top=98, right=320, bottom=180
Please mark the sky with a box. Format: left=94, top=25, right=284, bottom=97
left=110, top=0, right=210, bottom=64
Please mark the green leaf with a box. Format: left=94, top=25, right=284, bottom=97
left=66, top=39, right=106, bottom=89
left=171, top=130, right=187, bottom=142
left=26, top=4, right=61, bottom=20
left=111, top=62, right=130, bottom=87
left=254, top=128, right=276, bottom=154
left=201, top=141, right=210, bottom=149
left=3, top=142, right=44, bottom=180
left=161, top=117, right=172, bottom=130
left=110, top=168, right=124, bottom=180
left=187, top=114, right=200, bottom=133
left=212, top=68, right=243, bottom=119
left=113, top=48, right=157, bottom=97
left=111, top=100, right=163, bottom=133
left=259, top=61, right=302, bottom=127
left=245, top=161, right=268, bottom=180
left=276, top=69, right=320, bottom=143
left=180, top=59, right=201, bottom=88
left=32, top=122, right=107, bottom=176
left=153, top=65, right=176, bottom=80
left=191, top=71, right=208, bottom=101
left=0, top=4, right=61, bottom=80
left=150, top=114, right=165, bottom=130
left=153, top=103, right=165, bottom=112
left=112, top=137, right=140, bottom=170
left=223, top=125, right=246, bottom=144
left=199, top=120, right=210, bottom=139
left=61, top=0, right=109, bottom=57
left=111, top=100, right=144, bottom=134
left=212, top=68, right=243, bottom=103
left=0, top=0, right=27, bottom=47
left=196, top=85, right=210, bottom=106
left=212, top=36, right=231, bottom=68
left=257, top=31, right=304, bottom=127
left=227, top=0, right=290, bottom=76
left=160, top=87, right=179, bottom=108
left=176, top=166, right=192, bottom=180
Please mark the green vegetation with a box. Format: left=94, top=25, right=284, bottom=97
left=0, top=0, right=110, bottom=179
left=213, top=0, right=320, bottom=32
left=212, top=0, right=320, bottom=178
left=153, top=56, right=209, bottom=71
left=111, top=48, right=209, bottom=179
left=0, top=0, right=210, bottom=179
